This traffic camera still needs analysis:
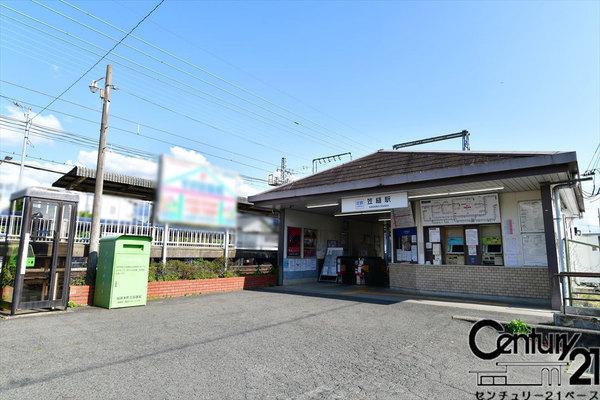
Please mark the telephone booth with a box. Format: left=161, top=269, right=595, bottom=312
left=1, top=187, right=78, bottom=315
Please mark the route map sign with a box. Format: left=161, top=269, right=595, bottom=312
left=420, top=193, right=500, bottom=226
left=155, top=155, right=238, bottom=228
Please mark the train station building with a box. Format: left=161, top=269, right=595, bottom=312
left=248, top=150, right=585, bottom=310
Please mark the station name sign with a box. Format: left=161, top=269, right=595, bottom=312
left=341, top=191, right=408, bottom=213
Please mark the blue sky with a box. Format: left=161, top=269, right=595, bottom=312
left=0, top=0, right=599, bottom=223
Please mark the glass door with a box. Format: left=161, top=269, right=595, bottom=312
left=18, top=199, right=59, bottom=306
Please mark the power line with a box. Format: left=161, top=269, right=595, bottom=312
left=0, top=88, right=281, bottom=168
left=124, top=0, right=373, bottom=142
left=2, top=1, right=358, bottom=153
left=25, top=0, right=165, bottom=122
left=0, top=116, right=271, bottom=184
left=0, top=13, right=339, bottom=156
left=33, top=0, right=368, bottom=150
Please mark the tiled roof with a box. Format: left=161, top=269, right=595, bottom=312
left=268, top=150, right=553, bottom=193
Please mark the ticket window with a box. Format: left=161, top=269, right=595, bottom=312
left=480, top=224, right=504, bottom=266
left=445, top=226, right=465, bottom=265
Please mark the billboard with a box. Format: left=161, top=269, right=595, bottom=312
left=155, top=155, right=238, bottom=228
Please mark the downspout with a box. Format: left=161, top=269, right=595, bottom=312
left=552, top=183, right=572, bottom=308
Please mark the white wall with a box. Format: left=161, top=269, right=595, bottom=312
left=498, top=191, right=546, bottom=267
left=284, top=209, right=342, bottom=259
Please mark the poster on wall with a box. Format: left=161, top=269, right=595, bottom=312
left=429, top=227, right=441, bottom=243
left=522, top=233, right=547, bottom=266
left=391, top=206, right=414, bottom=229
left=287, top=227, right=301, bottom=257
left=421, top=193, right=500, bottom=226
left=519, top=201, right=544, bottom=233
left=303, top=229, right=317, bottom=258
left=465, top=229, right=479, bottom=246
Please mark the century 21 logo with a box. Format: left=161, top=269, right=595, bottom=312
left=469, top=319, right=599, bottom=385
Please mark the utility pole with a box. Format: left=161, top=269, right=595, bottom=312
left=13, top=102, right=32, bottom=189
left=88, top=64, right=113, bottom=271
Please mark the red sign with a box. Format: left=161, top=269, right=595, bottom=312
left=287, top=227, right=301, bottom=257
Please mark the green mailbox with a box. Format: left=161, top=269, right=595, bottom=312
left=94, top=235, right=152, bottom=309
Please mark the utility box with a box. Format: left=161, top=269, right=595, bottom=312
left=94, top=235, right=151, bottom=309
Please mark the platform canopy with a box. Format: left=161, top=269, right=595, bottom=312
left=52, top=166, right=268, bottom=213
left=53, top=166, right=155, bottom=201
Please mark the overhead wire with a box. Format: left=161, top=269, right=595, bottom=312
left=0, top=12, right=336, bottom=157
left=0, top=110, right=273, bottom=172
left=67, top=0, right=371, bottom=148
left=32, top=0, right=367, bottom=151
left=0, top=89, right=281, bottom=169
left=20, top=0, right=166, bottom=122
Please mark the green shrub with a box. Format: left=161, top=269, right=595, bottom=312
left=67, top=300, right=78, bottom=308
left=148, top=259, right=227, bottom=281
left=69, top=274, right=87, bottom=286
left=0, top=260, right=16, bottom=288
left=505, top=319, right=532, bottom=334
left=220, top=269, right=239, bottom=278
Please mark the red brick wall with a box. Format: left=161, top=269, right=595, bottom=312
left=69, top=285, right=94, bottom=306
left=69, top=275, right=276, bottom=306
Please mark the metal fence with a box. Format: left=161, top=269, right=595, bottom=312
left=0, top=215, right=234, bottom=248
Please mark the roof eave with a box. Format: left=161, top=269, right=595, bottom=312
left=249, top=152, right=578, bottom=204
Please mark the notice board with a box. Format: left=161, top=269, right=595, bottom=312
left=519, top=200, right=544, bottom=233
left=420, top=193, right=500, bottom=226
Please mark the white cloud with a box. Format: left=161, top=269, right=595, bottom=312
left=74, top=146, right=210, bottom=181
left=168, top=146, right=209, bottom=165
left=0, top=105, right=63, bottom=146
left=0, top=159, right=74, bottom=212
left=76, top=149, right=158, bottom=180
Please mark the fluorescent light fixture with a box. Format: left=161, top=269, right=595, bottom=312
left=334, top=210, right=391, bottom=217
left=306, top=202, right=339, bottom=208
left=408, top=187, right=504, bottom=200
left=378, top=218, right=391, bottom=222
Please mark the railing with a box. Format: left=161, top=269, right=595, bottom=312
left=561, top=238, right=600, bottom=314
left=557, top=272, right=600, bottom=315
left=0, top=215, right=235, bottom=249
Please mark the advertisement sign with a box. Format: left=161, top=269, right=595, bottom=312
left=287, top=227, right=301, bottom=257
left=303, top=229, right=317, bottom=258
left=341, top=191, right=408, bottom=213
left=155, top=155, right=238, bottom=228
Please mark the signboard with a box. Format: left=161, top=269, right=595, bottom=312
left=303, top=229, right=317, bottom=257
left=519, top=200, right=544, bottom=233
left=287, top=227, right=301, bottom=257
left=522, top=233, right=547, bottom=266
left=420, top=193, right=500, bottom=226
left=341, top=191, right=408, bottom=213
left=155, top=155, right=238, bottom=228
left=391, top=206, right=415, bottom=229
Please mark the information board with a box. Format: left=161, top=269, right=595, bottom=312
left=519, top=200, right=544, bottom=233
left=522, top=233, right=547, bottom=266
left=155, top=155, right=238, bottom=228
left=420, top=193, right=500, bottom=226
left=391, top=206, right=415, bottom=229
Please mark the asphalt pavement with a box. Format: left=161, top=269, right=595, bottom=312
left=0, top=289, right=572, bottom=399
